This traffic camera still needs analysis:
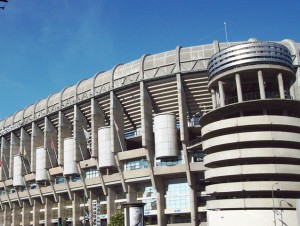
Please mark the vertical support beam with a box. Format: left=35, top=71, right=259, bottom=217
left=218, top=81, right=225, bottom=107
left=278, top=72, right=285, bottom=99
left=33, top=200, right=42, bottom=226
left=44, top=117, right=57, bottom=167
left=58, top=195, right=66, bottom=224
left=107, top=187, right=116, bottom=223
left=58, top=111, right=72, bottom=166
left=140, top=82, right=156, bottom=189
left=77, top=163, right=88, bottom=199
left=21, top=201, right=31, bottom=226
left=20, top=128, right=31, bottom=171
left=235, top=73, right=243, bottom=102
left=47, top=170, right=57, bottom=202
left=127, top=184, right=137, bottom=203
left=110, top=91, right=126, bottom=153
left=9, top=133, right=20, bottom=178
left=73, top=192, right=81, bottom=226
left=110, top=91, right=127, bottom=192
left=45, top=197, right=54, bottom=226
left=74, top=105, right=88, bottom=161
left=3, top=204, right=12, bottom=226
left=12, top=203, right=21, bottom=226
left=1, top=138, right=9, bottom=181
left=156, top=178, right=166, bottom=226
left=189, top=177, right=198, bottom=226
left=211, top=89, right=216, bottom=109
left=91, top=98, right=106, bottom=158
left=31, top=123, right=43, bottom=172
left=258, top=70, right=266, bottom=99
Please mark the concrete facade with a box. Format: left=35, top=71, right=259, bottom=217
left=0, top=39, right=299, bottom=226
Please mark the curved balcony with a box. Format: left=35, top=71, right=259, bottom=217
left=208, top=41, right=294, bottom=79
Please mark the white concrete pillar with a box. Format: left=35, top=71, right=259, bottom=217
left=235, top=73, right=243, bottom=102
left=218, top=81, right=225, bottom=107
left=3, top=204, right=12, bottom=226
left=258, top=70, right=266, bottom=99
left=278, top=72, right=285, bottom=99
left=58, top=195, right=66, bottom=225
left=127, top=184, right=137, bottom=203
left=156, top=178, right=166, bottom=226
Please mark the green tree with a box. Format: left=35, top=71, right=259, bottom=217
left=108, top=211, right=124, bottom=226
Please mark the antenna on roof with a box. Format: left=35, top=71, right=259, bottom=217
left=224, top=22, right=229, bottom=46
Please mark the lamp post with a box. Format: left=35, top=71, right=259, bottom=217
left=272, top=182, right=278, bottom=226
left=279, top=200, right=293, bottom=226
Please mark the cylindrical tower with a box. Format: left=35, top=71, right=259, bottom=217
left=35, top=147, right=48, bottom=182
left=154, top=113, right=178, bottom=158
left=63, top=138, right=79, bottom=176
left=202, top=41, right=300, bottom=226
left=13, top=155, right=24, bottom=187
left=98, top=126, right=116, bottom=168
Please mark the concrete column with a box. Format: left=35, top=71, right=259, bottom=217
left=110, top=91, right=126, bottom=153
left=44, top=117, right=57, bottom=167
left=3, top=204, right=12, bottom=226
left=89, top=191, right=98, bottom=223
left=21, top=201, right=31, bottom=226
left=258, top=70, right=266, bottom=99
left=278, top=72, right=285, bottom=99
left=58, top=195, right=66, bottom=225
left=218, top=81, right=225, bottom=107
left=107, top=187, right=116, bottom=223
left=31, top=122, right=43, bottom=172
left=176, top=73, right=188, bottom=142
left=73, top=192, right=81, bottom=226
left=74, top=105, right=89, bottom=161
left=1, top=137, right=9, bottom=181
left=12, top=203, right=21, bottom=226
left=58, top=111, right=72, bottom=166
left=211, top=89, right=216, bottom=109
left=91, top=98, right=106, bottom=158
left=156, top=178, right=166, bottom=226
left=189, top=178, right=198, bottom=226
left=235, top=73, right=243, bottom=102
left=20, top=128, right=31, bottom=169
left=45, top=197, right=54, bottom=225
left=127, top=184, right=137, bottom=203
left=32, top=200, right=42, bottom=226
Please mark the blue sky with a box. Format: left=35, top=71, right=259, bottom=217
left=0, top=0, right=299, bottom=119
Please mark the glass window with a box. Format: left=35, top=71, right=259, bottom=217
left=85, top=167, right=99, bottom=178
left=191, top=151, right=205, bottom=162
left=125, top=159, right=148, bottom=171
left=156, top=151, right=184, bottom=166
left=165, top=178, right=190, bottom=210
left=55, top=176, right=65, bottom=184
left=70, top=175, right=80, bottom=182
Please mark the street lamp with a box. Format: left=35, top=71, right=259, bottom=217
left=279, top=200, right=293, bottom=226
left=272, top=182, right=278, bottom=226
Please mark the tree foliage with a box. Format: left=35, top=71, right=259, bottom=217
left=108, top=211, right=124, bottom=226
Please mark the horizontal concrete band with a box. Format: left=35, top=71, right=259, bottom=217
left=204, top=148, right=300, bottom=165
left=207, top=198, right=296, bottom=209
left=205, top=164, right=300, bottom=180
left=202, top=131, right=300, bottom=150
left=202, top=115, right=300, bottom=136
left=206, top=181, right=300, bottom=194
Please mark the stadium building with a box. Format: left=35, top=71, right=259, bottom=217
left=0, top=38, right=299, bottom=226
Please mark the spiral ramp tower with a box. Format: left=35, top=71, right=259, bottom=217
left=201, top=41, right=300, bottom=226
